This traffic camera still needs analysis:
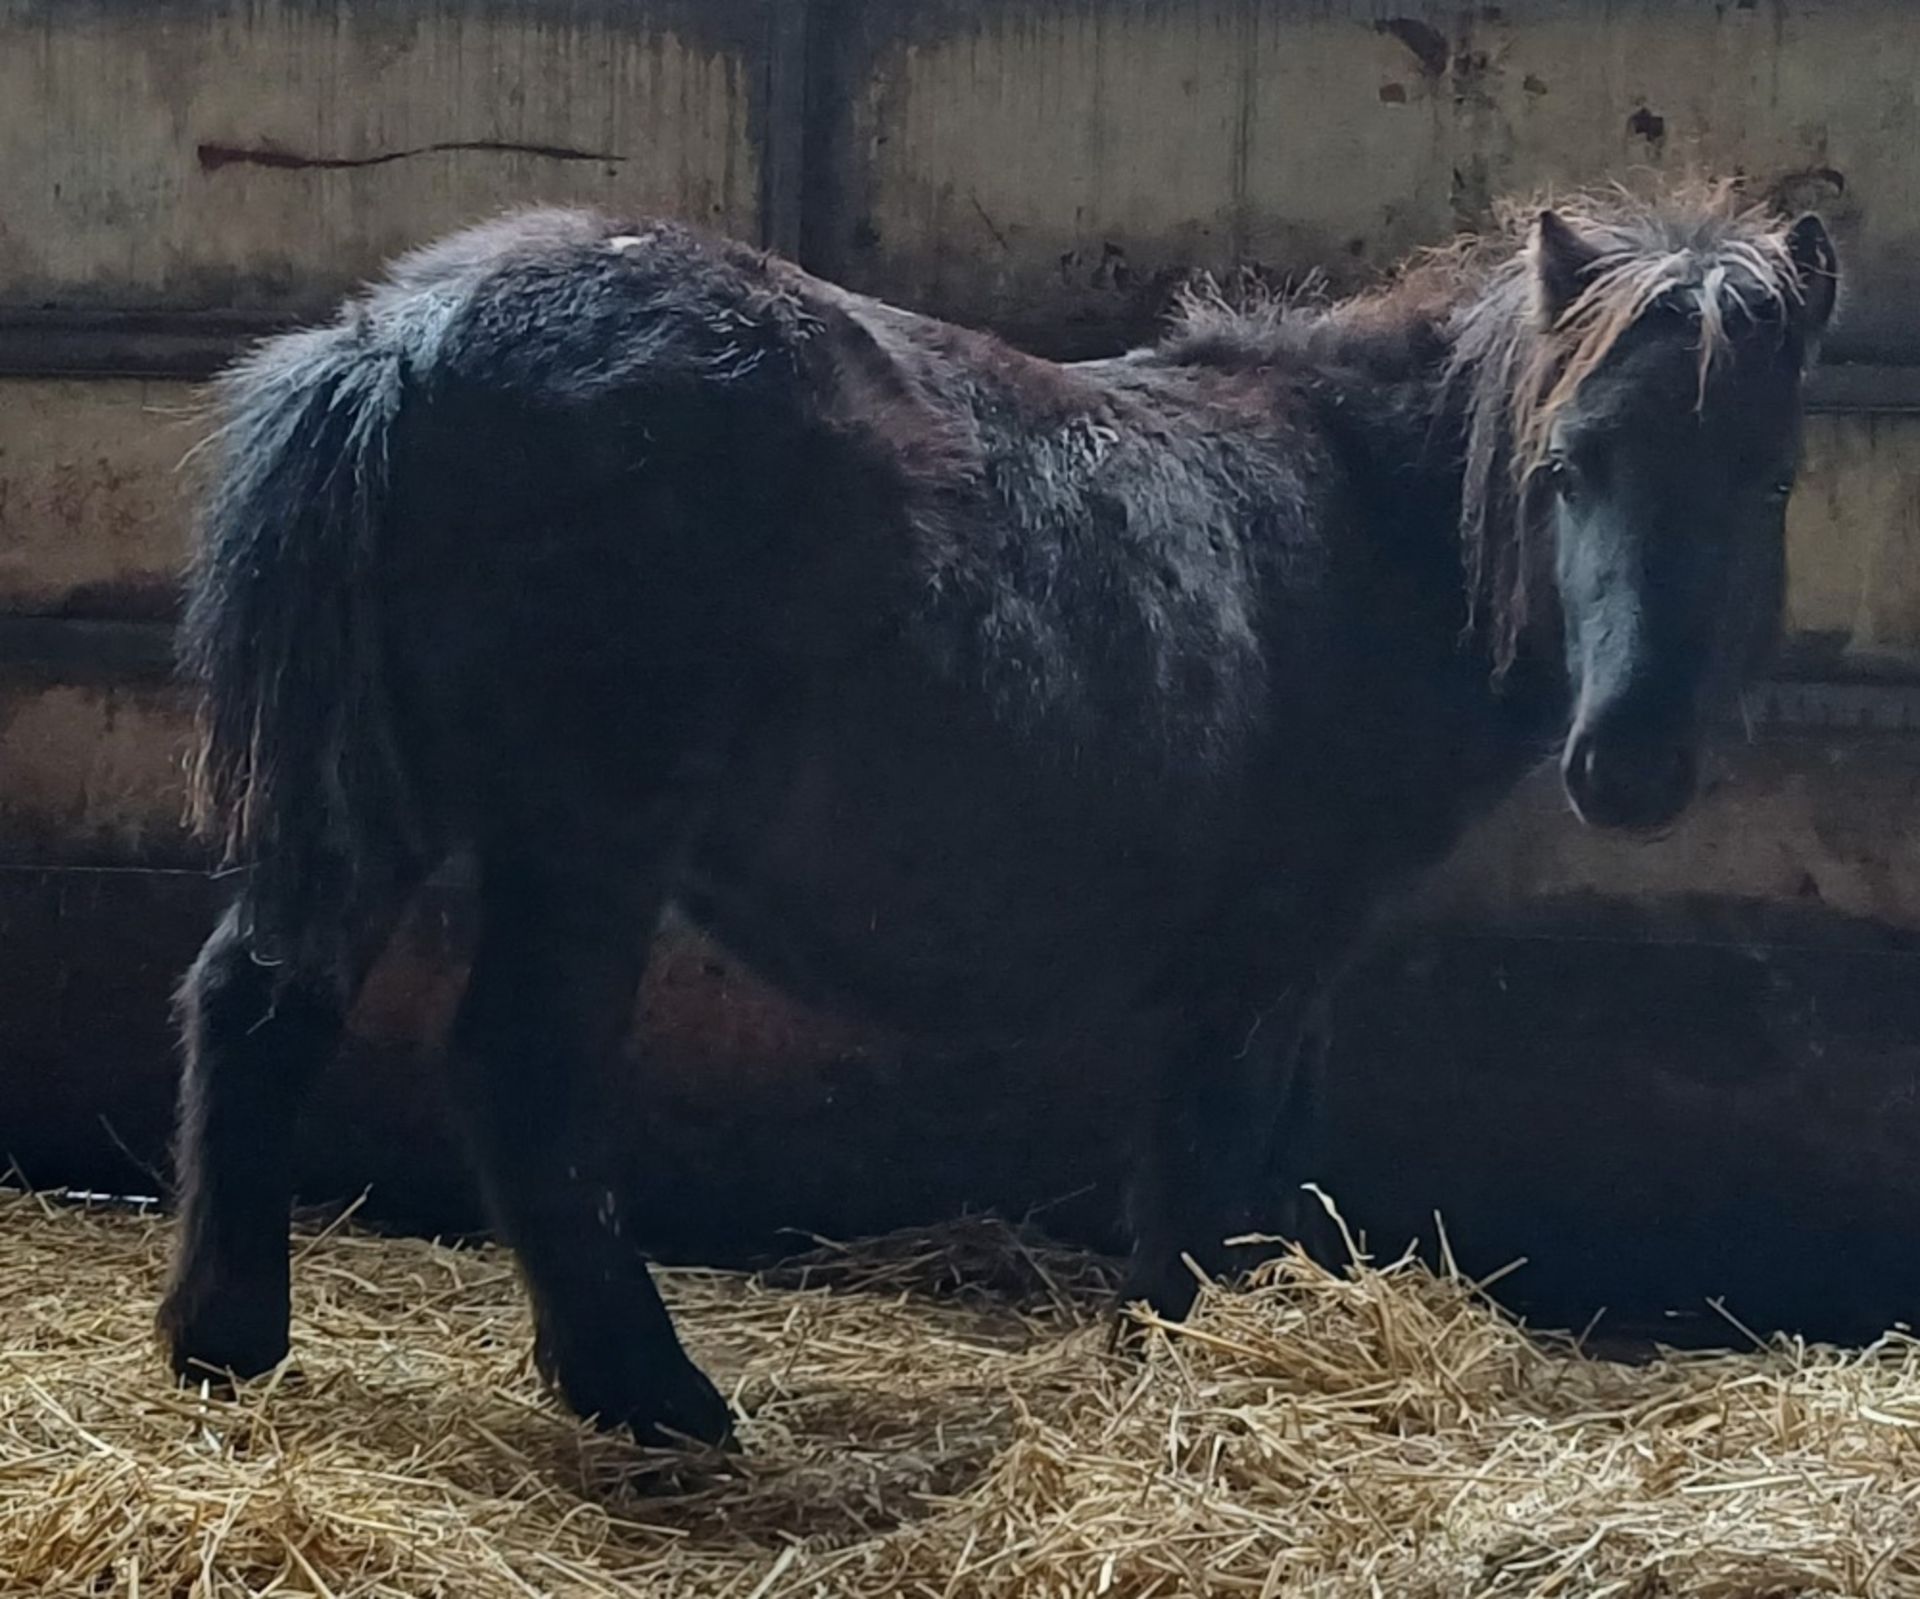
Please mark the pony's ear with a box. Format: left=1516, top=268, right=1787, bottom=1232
left=1785, top=213, right=1838, bottom=335
left=1528, top=209, right=1602, bottom=330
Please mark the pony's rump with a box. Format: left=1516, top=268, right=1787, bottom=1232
left=180, top=212, right=928, bottom=951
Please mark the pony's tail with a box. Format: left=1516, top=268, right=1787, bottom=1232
left=180, top=315, right=416, bottom=955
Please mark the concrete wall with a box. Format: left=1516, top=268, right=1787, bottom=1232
left=809, top=1, right=1916, bottom=362
left=6, top=380, right=1916, bottom=910
left=1790, top=413, right=1920, bottom=677
left=0, top=1, right=769, bottom=315
left=0, top=380, right=196, bottom=620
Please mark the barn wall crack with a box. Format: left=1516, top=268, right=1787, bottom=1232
left=196, top=139, right=624, bottom=174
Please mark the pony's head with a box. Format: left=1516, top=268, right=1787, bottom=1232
left=1455, top=186, right=1838, bottom=831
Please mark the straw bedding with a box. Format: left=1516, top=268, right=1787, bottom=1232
left=5, top=1187, right=1920, bottom=1598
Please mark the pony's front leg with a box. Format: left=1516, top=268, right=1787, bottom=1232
left=159, top=882, right=407, bottom=1383
left=1120, top=985, right=1327, bottom=1323
left=451, top=845, right=732, bottom=1449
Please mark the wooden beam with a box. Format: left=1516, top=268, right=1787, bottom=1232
left=758, top=0, right=812, bottom=259
left=1805, top=362, right=1920, bottom=414
left=0, top=309, right=300, bottom=381
left=0, top=301, right=1914, bottom=414
left=0, top=618, right=176, bottom=682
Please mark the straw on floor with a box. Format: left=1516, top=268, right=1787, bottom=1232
left=4, top=1186, right=1920, bottom=1598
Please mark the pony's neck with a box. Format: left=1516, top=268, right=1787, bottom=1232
left=1307, top=296, right=1572, bottom=734
left=1154, top=277, right=1570, bottom=727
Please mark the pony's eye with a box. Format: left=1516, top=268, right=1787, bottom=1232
left=1544, top=456, right=1577, bottom=500
left=1767, top=476, right=1795, bottom=503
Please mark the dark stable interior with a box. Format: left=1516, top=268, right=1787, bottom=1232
left=8, top=865, right=1918, bottom=1354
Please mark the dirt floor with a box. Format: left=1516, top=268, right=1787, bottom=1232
left=6, top=1188, right=1920, bottom=1598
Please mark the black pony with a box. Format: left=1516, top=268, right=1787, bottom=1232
left=160, top=184, right=1837, bottom=1447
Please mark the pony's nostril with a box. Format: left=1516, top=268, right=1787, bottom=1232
left=1563, top=733, right=1600, bottom=795
left=1566, top=734, right=1697, bottom=830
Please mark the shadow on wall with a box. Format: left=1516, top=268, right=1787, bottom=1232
left=5, top=867, right=1920, bottom=1348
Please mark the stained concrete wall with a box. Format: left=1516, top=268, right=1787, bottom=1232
left=809, top=1, right=1915, bottom=363
left=0, top=0, right=770, bottom=315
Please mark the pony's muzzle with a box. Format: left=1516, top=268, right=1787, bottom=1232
left=1561, top=728, right=1697, bottom=832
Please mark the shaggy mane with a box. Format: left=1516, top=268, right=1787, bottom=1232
left=1159, top=180, right=1828, bottom=674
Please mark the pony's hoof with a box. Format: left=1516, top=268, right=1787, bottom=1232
left=622, top=1361, right=736, bottom=1452
left=546, top=1343, right=736, bottom=1451
left=1109, top=1251, right=1202, bottom=1353
left=1107, top=1302, right=1152, bottom=1355
left=156, top=1280, right=291, bottom=1389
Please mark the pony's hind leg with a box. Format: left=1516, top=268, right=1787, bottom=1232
left=449, top=841, right=731, bottom=1448
left=158, top=872, right=415, bottom=1384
